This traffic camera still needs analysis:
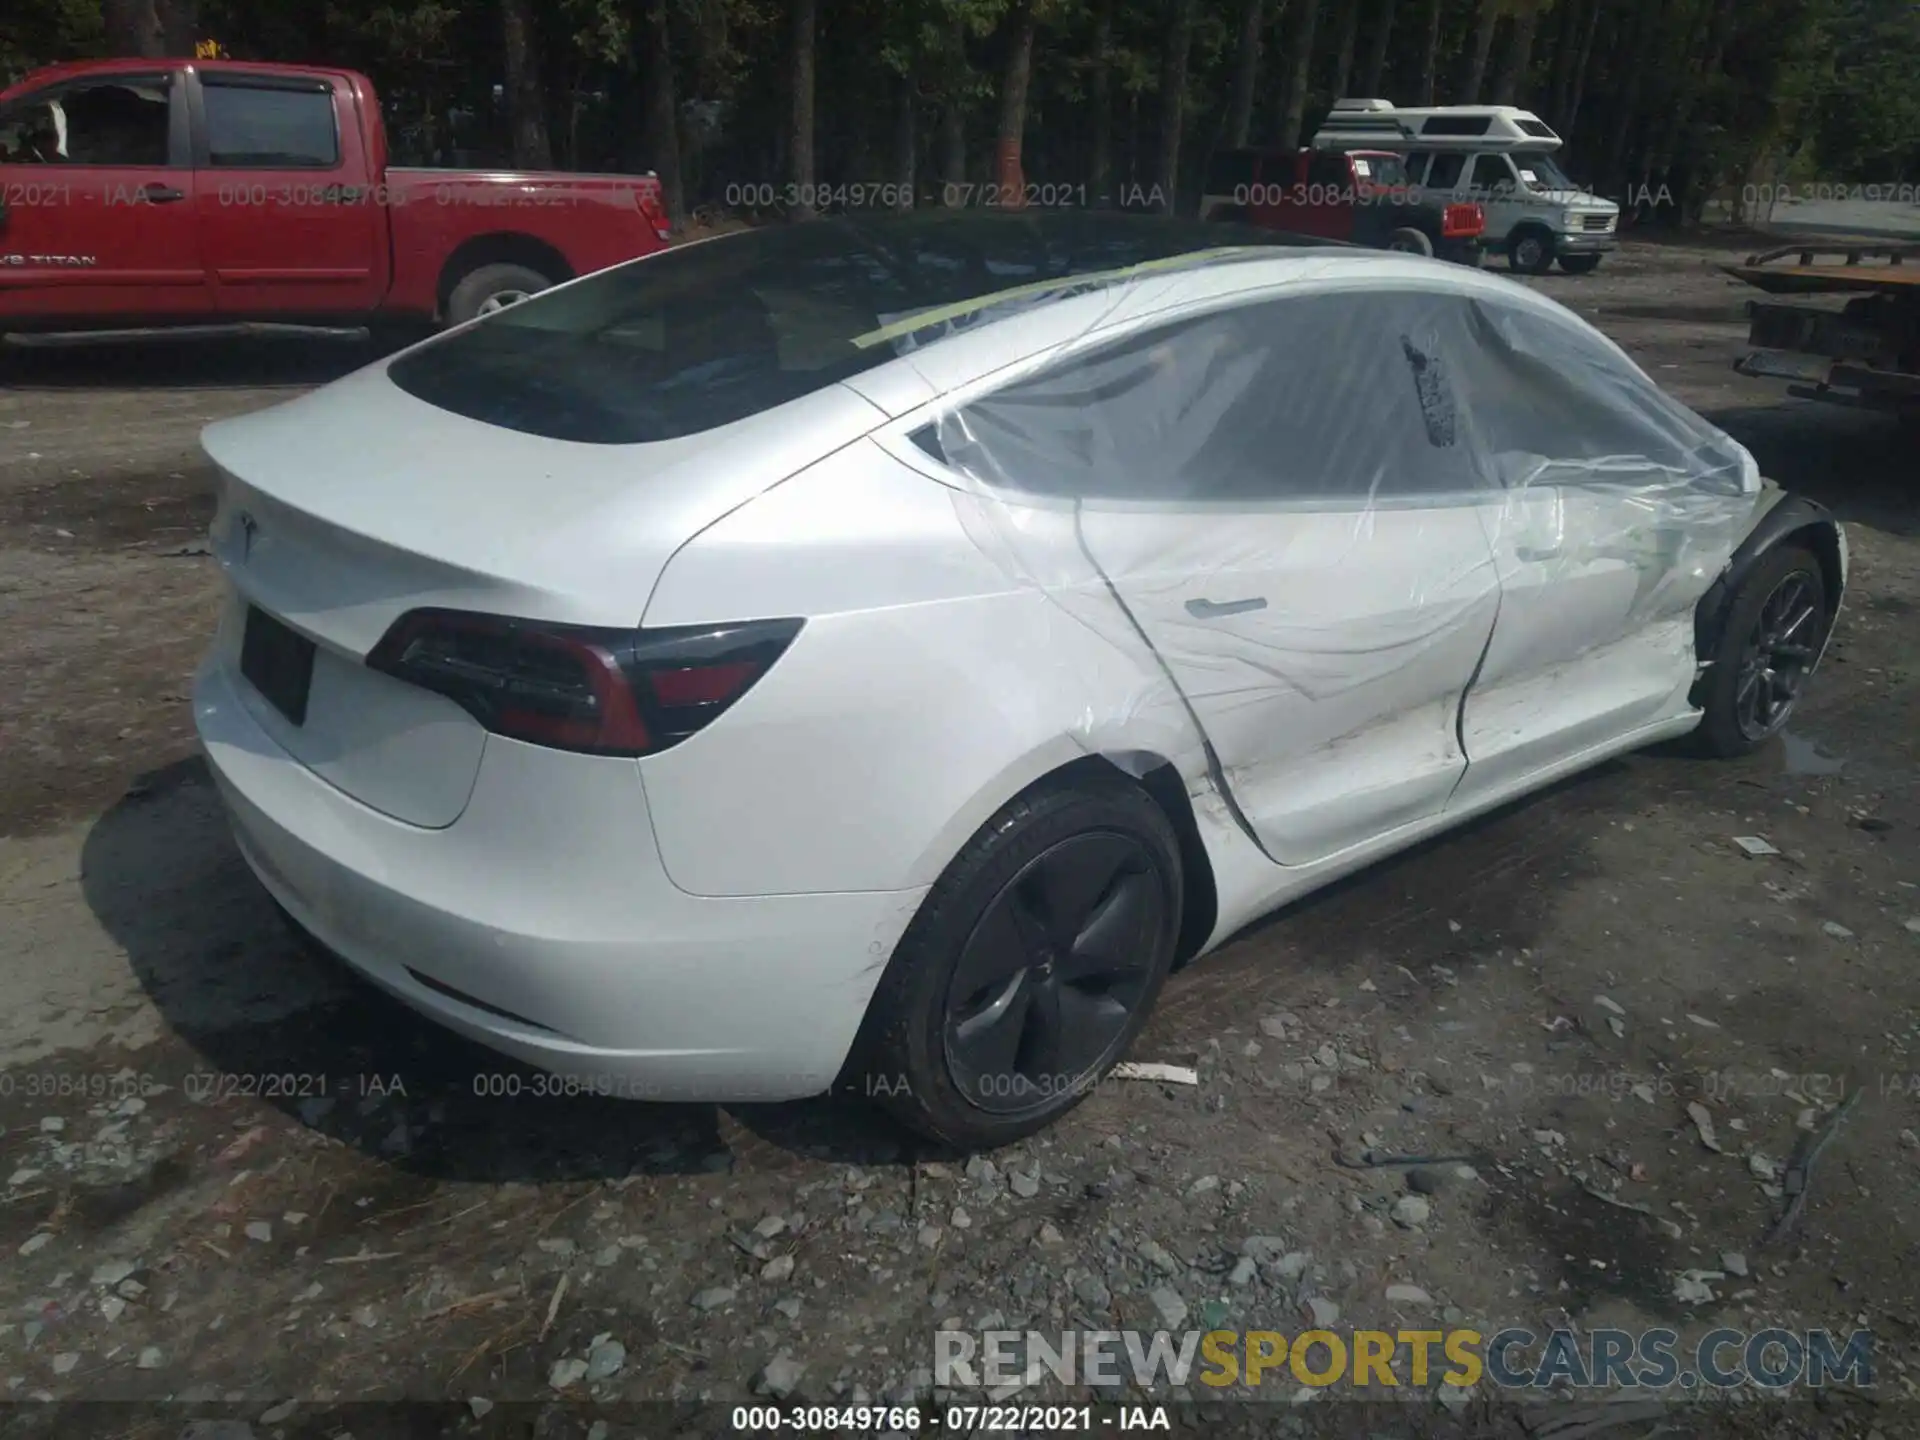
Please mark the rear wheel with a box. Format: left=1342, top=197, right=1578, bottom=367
left=1692, top=544, right=1829, bottom=757
left=1387, top=226, right=1435, bottom=257
left=1557, top=253, right=1603, bottom=275
left=854, top=777, right=1182, bottom=1151
left=445, top=262, right=555, bottom=328
left=1508, top=227, right=1555, bottom=275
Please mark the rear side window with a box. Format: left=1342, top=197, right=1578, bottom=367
left=937, top=290, right=1486, bottom=505
left=203, top=80, right=339, bottom=167
left=386, top=211, right=1316, bottom=444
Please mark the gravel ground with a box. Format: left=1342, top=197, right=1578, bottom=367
left=0, top=238, right=1916, bottom=1439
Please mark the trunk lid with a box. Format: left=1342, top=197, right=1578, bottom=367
left=202, top=360, right=882, bottom=826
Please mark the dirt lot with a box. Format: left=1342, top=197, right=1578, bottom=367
left=0, top=239, right=1916, bottom=1439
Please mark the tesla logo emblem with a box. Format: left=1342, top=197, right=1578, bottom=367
left=236, top=510, right=258, bottom=559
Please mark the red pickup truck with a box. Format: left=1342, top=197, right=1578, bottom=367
left=0, top=58, right=672, bottom=337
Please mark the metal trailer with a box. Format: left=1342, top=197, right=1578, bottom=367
left=1726, top=242, right=1920, bottom=425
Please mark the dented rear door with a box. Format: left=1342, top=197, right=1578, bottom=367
left=937, top=286, right=1504, bottom=867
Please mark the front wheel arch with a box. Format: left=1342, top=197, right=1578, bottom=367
left=1692, top=510, right=1845, bottom=694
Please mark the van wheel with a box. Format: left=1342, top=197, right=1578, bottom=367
left=1508, top=228, right=1555, bottom=275
left=851, top=777, right=1183, bottom=1151
left=1558, top=254, right=1603, bottom=275
left=445, top=263, right=554, bottom=327
left=1388, top=227, right=1435, bottom=257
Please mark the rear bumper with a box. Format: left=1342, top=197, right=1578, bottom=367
left=1435, top=237, right=1485, bottom=265
left=194, top=656, right=926, bottom=1102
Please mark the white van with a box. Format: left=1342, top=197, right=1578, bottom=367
left=1313, top=99, right=1620, bottom=275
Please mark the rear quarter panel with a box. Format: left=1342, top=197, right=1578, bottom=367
left=637, top=437, right=1204, bottom=898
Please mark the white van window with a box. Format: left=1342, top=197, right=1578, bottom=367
left=1473, top=154, right=1521, bottom=193
left=1424, top=153, right=1467, bottom=190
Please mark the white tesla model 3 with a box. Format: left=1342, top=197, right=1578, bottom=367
left=193, top=211, right=1846, bottom=1149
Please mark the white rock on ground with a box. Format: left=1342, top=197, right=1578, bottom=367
left=757, top=1355, right=806, bottom=1399
left=1390, top=1195, right=1431, bottom=1229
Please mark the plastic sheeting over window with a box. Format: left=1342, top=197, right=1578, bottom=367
left=905, top=266, right=1762, bottom=865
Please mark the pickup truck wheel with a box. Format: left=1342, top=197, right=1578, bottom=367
left=1387, top=227, right=1435, bottom=257
left=1557, top=253, right=1603, bottom=275
left=1507, top=228, right=1555, bottom=275
left=446, top=263, right=554, bottom=327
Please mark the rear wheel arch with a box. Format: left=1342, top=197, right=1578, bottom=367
left=436, top=233, right=575, bottom=318
left=900, top=748, right=1219, bottom=967
left=843, top=751, right=1218, bottom=1147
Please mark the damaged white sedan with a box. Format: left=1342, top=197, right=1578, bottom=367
left=192, top=211, right=1846, bottom=1149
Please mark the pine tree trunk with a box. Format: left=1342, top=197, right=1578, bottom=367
left=1359, top=0, right=1396, bottom=96
left=101, top=0, right=163, bottom=57
left=1090, top=0, right=1114, bottom=203
left=940, top=14, right=969, bottom=199
left=639, top=0, right=683, bottom=221
left=789, top=0, right=817, bottom=216
left=1156, top=0, right=1195, bottom=212
left=996, top=0, right=1038, bottom=205
left=1330, top=0, right=1360, bottom=102
left=1546, top=0, right=1580, bottom=122
left=501, top=0, right=554, bottom=168
left=1459, top=0, right=1502, bottom=102
left=1273, top=0, right=1323, bottom=150
left=1563, top=0, right=1601, bottom=132
left=1492, top=1, right=1540, bottom=105
left=156, top=0, right=196, bottom=55
left=1416, top=0, right=1443, bottom=104
left=1603, top=0, right=1661, bottom=189
left=894, top=76, right=917, bottom=207
left=1226, top=0, right=1264, bottom=147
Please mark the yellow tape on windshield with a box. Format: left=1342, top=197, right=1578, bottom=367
left=849, top=247, right=1266, bottom=350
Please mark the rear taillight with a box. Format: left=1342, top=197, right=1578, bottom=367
left=366, top=609, right=802, bottom=757
left=1443, top=203, right=1485, bottom=239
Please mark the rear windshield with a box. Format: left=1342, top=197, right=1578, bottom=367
left=387, top=211, right=1322, bottom=444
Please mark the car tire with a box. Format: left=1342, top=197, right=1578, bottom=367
left=1691, top=544, right=1829, bottom=758
left=1388, top=226, right=1435, bottom=257
left=852, top=776, right=1183, bottom=1151
left=1508, top=227, right=1555, bottom=275
left=445, top=262, right=554, bottom=327
left=1557, top=253, right=1603, bottom=275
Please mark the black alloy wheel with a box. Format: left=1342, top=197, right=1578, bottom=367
left=851, top=777, right=1183, bottom=1150
left=1733, top=567, right=1823, bottom=742
left=1692, top=543, right=1830, bottom=758
left=942, top=832, right=1166, bottom=1114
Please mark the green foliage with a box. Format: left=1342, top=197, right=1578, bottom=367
left=0, top=0, right=101, bottom=84
left=3, top=0, right=1909, bottom=195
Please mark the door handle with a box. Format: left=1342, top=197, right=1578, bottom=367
left=140, top=184, right=186, bottom=203
left=1186, top=596, right=1268, bottom=619
left=1515, top=545, right=1563, bottom=562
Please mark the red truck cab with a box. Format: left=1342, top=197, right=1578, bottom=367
left=1200, top=145, right=1485, bottom=265
left=0, top=58, right=672, bottom=334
